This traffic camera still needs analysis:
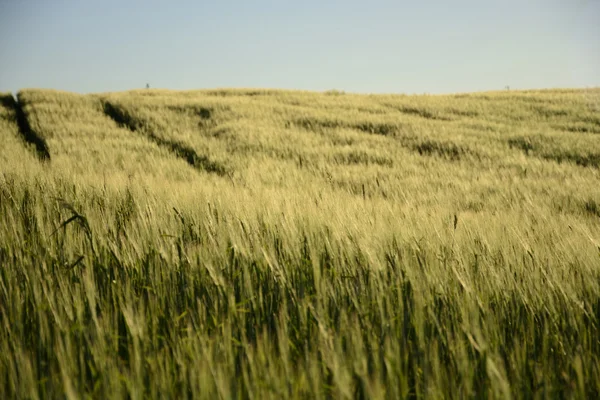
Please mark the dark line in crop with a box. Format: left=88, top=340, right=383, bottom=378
left=508, top=137, right=600, bottom=169
left=557, top=125, right=600, bottom=134
left=146, top=131, right=227, bottom=175
left=197, top=107, right=212, bottom=119
left=102, top=101, right=227, bottom=176
left=102, top=101, right=137, bottom=130
left=385, top=104, right=454, bottom=121
left=290, top=117, right=399, bottom=136
left=166, top=105, right=213, bottom=120
left=507, top=138, right=534, bottom=155
left=448, top=108, right=480, bottom=118
left=409, top=139, right=466, bottom=161
left=543, top=153, right=600, bottom=169
left=583, top=199, right=600, bottom=219
left=290, top=116, right=475, bottom=161
left=352, top=121, right=398, bottom=135
left=532, top=106, right=570, bottom=118
left=1, top=94, right=50, bottom=161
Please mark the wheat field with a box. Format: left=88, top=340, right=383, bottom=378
left=1, top=87, right=600, bottom=399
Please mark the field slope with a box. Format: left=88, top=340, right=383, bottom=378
left=1, top=87, right=600, bottom=399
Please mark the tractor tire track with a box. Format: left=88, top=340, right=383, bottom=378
left=0, top=93, right=50, bottom=161
left=102, top=101, right=228, bottom=176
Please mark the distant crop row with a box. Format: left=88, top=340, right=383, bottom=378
left=3, top=88, right=600, bottom=174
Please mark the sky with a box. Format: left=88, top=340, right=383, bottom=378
left=0, top=0, right=599, bottom=94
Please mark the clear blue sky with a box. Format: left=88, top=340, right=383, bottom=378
left=0, top=0, right=598, bottom=94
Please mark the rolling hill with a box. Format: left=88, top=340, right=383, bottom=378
left=1, top=87, right=600, bottom=398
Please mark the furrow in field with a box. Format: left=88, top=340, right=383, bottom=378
left=1, top=93, right=51, bottom=161
left=0, top=93, right=44, bottom=169
left=102, top=101, right=229, bottom=177
left=507, top=133, right=600, bottom=169
left=288, top=114, right=479, bottom=162
left=17, top=90, right=199, bottom=183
